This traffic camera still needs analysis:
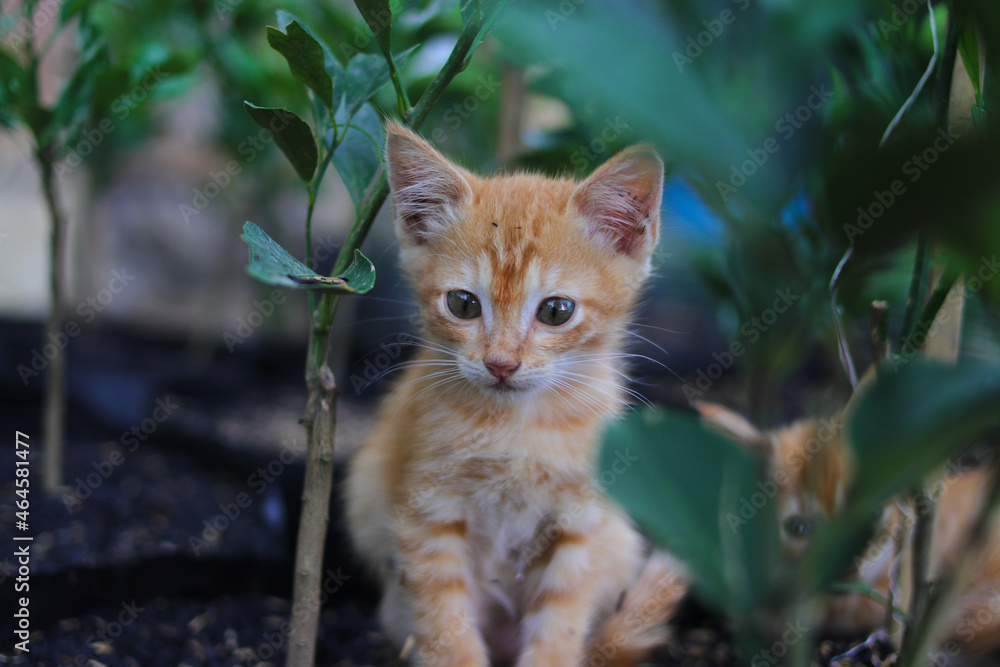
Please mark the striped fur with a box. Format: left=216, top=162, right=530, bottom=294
left=346, top=125, right=683, bottom=666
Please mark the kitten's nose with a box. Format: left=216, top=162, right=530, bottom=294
left=484, top=358, right=520, bottom=381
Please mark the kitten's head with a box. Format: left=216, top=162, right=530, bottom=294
left=695, top=402, right=851, bottom=559
left=385, top=124, right=663, bottom=403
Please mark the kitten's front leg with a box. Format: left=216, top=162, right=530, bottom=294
left=398, top=512, right=489, bottom=667
left=516, top=507, right=610, bottom=667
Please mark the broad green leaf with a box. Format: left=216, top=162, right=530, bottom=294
left=267, top=21, right=333, bottom=110
left=354, top=0, right=392, bottom=60
left=343, top=45, right=417, bottom=121
left=849, top=361, right=1000, bottom=509
left=800, top=361, right=1000, bottom=593
left=599, top=407, right=777, bottom=617
left=274, top=10, right=345, bottom=111
left=243, top=102, right=317, bottom=183
left=241, top=222, right=375, bottom=294
left=333, top=103, right=383, bottom=213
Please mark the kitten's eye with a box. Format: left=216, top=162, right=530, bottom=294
left=537, top=297, right=575, bottom=326
left=446, top=290, right=482, bottom=319
left=783, top=516, right=815, bottom=540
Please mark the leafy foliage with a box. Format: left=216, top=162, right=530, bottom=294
left=241, top=222, right=374, bottom=294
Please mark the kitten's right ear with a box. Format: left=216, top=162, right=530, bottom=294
left=385, top=123, right=474, bottom=245
left=694, top=402, right=770, bottom=455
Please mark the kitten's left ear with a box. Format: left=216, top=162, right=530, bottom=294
left=570, top=145, right=663, bottom=257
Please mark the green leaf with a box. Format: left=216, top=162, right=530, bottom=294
left=599, top=408, right=777, bottom=618
left=243, top=102, right=318, bottom=183
left=461, top=0, right=508, bottom=55
left=52, top=41, right=107, bottom=142
left=274, top=11, right=345, bottom=111
left=800, top=361, right=1000, bottom=593
left=266, top=21, right=334, bottom=110
left=343, top=45, right=416, bottom=122
left=241, top=222, right=375, bottom=294
left=0, top=50, right=26, bottom=125
left=333, top=103, right=383, bottom=213
left=460, top=0, right=479, bottom=26
left=849, top=361, right=1000, bottom=509
left=354, top=0, right=392, bottom=60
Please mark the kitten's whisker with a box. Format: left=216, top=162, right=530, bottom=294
left=366, top=359, right=459, bottom=386
left=630, top=322, right=688, bottom=335
left=549, top=373, right=621, bottom=415
left=555, top=369, right=652, bottom=409
left=624, top=330, right=671, bottom=358
left=389, top=369, right=466, bottom=417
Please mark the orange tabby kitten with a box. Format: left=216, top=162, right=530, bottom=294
left=346, top=125, right=686, bottom=667
left=696, top=402, right=1000, bottom=655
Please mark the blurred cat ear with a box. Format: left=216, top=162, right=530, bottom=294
left=385, top=123, right=474, bottom=245
left=570, top=145, right=663, bottom=257
left=694, top=402, right=771, bottom=455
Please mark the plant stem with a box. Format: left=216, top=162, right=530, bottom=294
left=898, top=232, right=928, bottom=351
left=901, top=487, right=936, bottom=658
left=283, top=13, right=490, bottom=667
left=869, top=300, right=890, bottom=368
left=285, top=337, right=338, bottom=667
left=39, top=146, right=67, bottom=495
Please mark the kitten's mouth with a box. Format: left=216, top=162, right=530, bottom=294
left=489, top=381, right=522, bottom=392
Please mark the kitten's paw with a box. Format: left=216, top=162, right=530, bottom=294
left=514, top=644, right=581, bottom=667
left=411, top=631, right=489, bottom=667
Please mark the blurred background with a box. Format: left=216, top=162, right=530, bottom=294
left=1, top=0, right=999, bottom=664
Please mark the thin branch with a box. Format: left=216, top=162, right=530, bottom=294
left=830, top=246, right=858, bottom=388
left=898, top=231, right=928, bottom=351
